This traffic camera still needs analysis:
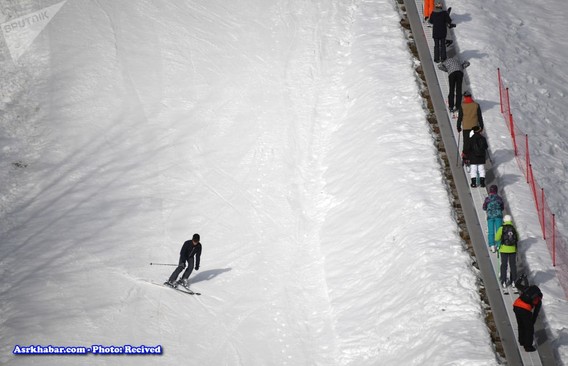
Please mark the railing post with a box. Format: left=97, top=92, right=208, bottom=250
left=506, top=87, right=511, bottom=118
left=510, top=113, right=516, bottom=155
left=541, top=189, right=546, bottom=240
left=552, top=214, right=556, bottom=267
left=525, top=134, right=529, bottom=182
left=529, top=164, right=539, bottom=216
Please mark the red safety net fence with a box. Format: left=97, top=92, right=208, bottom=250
left=498, top=68, right=568, bottom=299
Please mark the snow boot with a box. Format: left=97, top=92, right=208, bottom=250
left=480, top=177, right=486, bottom=188
left=164, top=280, right=176, bottom=288
left=470, top=178, right=477, bottom=188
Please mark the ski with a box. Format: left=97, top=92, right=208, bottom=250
left=143, top=280, right=202, bottom=296
left=172, top=285, right=201, bottom=296
left=164, top=282, right=201, bottom=296
left=176, top=288, right=201, bottom=296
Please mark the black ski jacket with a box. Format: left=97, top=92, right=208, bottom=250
left=180, top=240, right=202, bottom=268
left=464, top=132, right=488, bottom=165
left=429, top=9, right=452, bottom=39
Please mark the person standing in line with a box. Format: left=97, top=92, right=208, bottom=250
left=438, top=56, right=470, bottom=112
left=165, top=233, right=202, bottom=288
left=513, top=275, right=543, bottom=352
left=457, top=91, right=484, bottom=154
left=423, top=0, right=434, bottom=22
left=495, top=215, right=518, bottom=290
left=428, top=2, right=454, bottom=63
left=482, top=184, right=504, bottom=252
left=463, top=126, right=488, bottom=187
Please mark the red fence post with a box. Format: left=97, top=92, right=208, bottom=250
left=506, top=87, right=511, bottom=119
left=510, top=113, right=516, bottom=155
left=529, top=164, right=538, bottom=213
left=525, top=134, right=529, bottom=182
left=542, top=189, right=546, bottom=240
left=552, top=214, right=556, bottom=267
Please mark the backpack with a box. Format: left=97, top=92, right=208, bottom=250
left=485, top=195, right=503, bottom=218
left=471, top=135, right=485, bottom=157
left=520, top=285, right=543, bottom=305
left=501, top=224, right=517, bottom=246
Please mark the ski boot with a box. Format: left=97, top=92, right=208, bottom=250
left=176, top=279, right=189, bottom=289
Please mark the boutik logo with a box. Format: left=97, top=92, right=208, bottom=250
left=1, top=1, right=67, bottom=62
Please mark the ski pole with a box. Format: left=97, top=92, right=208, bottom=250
left=455, top=132, right=461, bottom=167
left=149, top=262, right=178, bottom=266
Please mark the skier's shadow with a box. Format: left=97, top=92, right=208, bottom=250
left=190, top=268, right=232, bottom=284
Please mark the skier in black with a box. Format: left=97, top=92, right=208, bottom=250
left=513, top=275, right=543, bottom=352
left=463, top=126, right=488, bottom=187
left=428, top=2, right=454, bottom=63
left=165, top=233, right=202, bottom=288
left=438, top=56, right=470, bottom=112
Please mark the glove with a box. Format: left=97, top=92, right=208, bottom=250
left=449, top=23, right=456, bottom=28
left=457, top=127, right=462, bottom=133
left=195, top=266, right=199, bottom=271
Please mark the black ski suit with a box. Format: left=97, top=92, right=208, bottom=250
left=464, top=131, right=488, bottom=165
left=428, top=8, right=452, bottom=62
left=168, top=240, right=202, bottom=283
left=513, top=286, right=542, bottom=350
